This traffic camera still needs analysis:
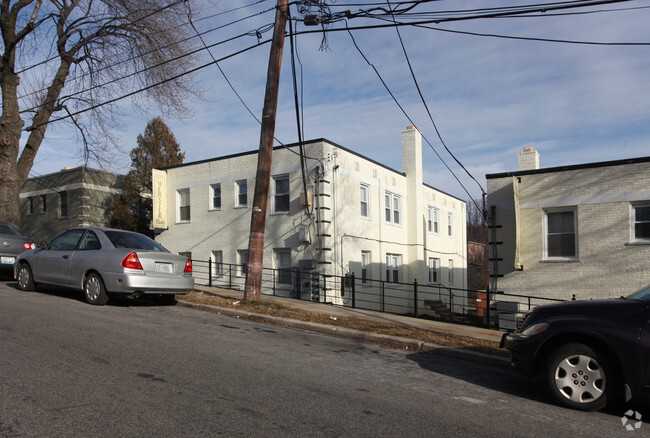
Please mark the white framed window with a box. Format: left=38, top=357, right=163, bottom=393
left=385, top=254, right=401, bottom=283
left=448, top=259, right=454, bottom=285
left=28, top=196, right=34, bottom=215
left=237, top=250, right=248, bottom=276
left=447, top=212, right=453, bottom=237
left=40, top=194, right=47, bottom=213
left=210, top=184, right=221, bottom=210
left=428, top=207, right=439, bottom=233
left=177, top=189, right=190, bottom=222
left=360, top=184, right=369, bottom=218
left=212, top=251, right=223, bottom=276
left=273, top=175, right=290, bottom=213
left=544, top=209, right=577, bottom=260
left=428, top=258, right=440, bottom=284
left=361, top=251, right=371, bottom=284
left=633, top=204, right=650, bottom=242
left=385, top=192, right=401, bottom=225
left=274, top=249, right=292, bottom=285
left=236, top=180, right=247, bottom=207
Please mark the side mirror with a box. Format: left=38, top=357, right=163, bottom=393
left=38, top=241, right=48, bottom=250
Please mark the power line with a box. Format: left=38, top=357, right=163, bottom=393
left=386, top=0, right=485, bottom=198
left=345, top=23, right=482, bottom=212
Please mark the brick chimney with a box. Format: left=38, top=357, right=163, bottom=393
left=518, top=146, right=539, bottom=171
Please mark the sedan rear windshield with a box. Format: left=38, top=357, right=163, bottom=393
left=0, top=223, right=24, bottom=236
left=104, top=231, right=168, bottom=252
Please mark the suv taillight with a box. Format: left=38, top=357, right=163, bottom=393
left=122, top=252, right=143, bottom=270
left=23, top=242, right=36, bottom=250
left=184, top=258, right=192, bottom=273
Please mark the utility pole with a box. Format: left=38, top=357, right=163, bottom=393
left=244, top=0, right=289, bottom=301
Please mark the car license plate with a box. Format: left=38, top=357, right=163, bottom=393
left=1, top=256, right=15, bottom=264
left=155, top=263, right=172, bottom=274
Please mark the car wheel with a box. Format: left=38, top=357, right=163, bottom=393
left=84, top=273, right=109, bottom=305
left=544, top=343, right=613, bottom=411
left=155, top=294, right=177, bottom=306
left=16, top=264, right=35, bottom=291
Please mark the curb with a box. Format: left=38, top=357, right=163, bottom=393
left=177, top=300, right=511, bottom=368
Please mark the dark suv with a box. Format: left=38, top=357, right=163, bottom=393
left=501, top=286, right=650, bottom=411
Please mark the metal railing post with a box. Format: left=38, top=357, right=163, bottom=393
left=351, top=272, right=356, bottom=308
left=208, top=258, right=212, bottom=287
left=414, top=279, right=418, bottom=317
left=381, top=280, right=385, bottom=313
left=295, top=267, right=301, bottom=300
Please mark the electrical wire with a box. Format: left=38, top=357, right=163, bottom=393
left=345, top=22, right=482, bottom=213
left=386, top=0, right=485, bottom=198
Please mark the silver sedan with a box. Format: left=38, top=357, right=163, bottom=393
left=14, top=227, right=194, bottom=305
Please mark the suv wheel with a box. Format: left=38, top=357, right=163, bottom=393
left=544, top=343, right=613, bottom=411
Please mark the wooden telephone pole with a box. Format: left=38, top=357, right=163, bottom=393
left=244, top=0, right=289, bottom=300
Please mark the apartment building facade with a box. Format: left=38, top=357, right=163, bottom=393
left=154, top=127, right=467, bottom=312
left=20, top=167, right=124, bottom=242
left=487, top=148, right=650, bottom=301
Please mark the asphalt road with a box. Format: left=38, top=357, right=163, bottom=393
left=0, top=279, right=645, bottom=437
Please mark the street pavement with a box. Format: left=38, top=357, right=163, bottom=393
left=186, top=285, right=510, bottom=367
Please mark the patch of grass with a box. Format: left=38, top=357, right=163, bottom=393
left=178, top=291, right=506, bottom=356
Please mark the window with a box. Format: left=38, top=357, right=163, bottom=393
left=360, top=184, right=369, bottom=218
left=448, top=259, right=454, bottom=285
left=211, top=184, right=221, bottom=210
left=385, top=192, right=401, bottom=225
left=273, top=175, right=290, bottom=213
left=428, top=207, right=439, bottom=233
left=28, top=197, right=34, bottom=215
left=545, top=209, right=577, bottom=259
left=212, top=251, right=223, bottom=276
left=275, top=249, right=292, bottom=285
left=361, top=251, right=371, bottom=284
left=447, top=212, right=453, bottom=237
left=237, top=250, right=249, bottom=276
left=78, top=231, right=101, bottom=250
left=49, top=229, right=86, bottom=251
left=177, top=189, right=190, bottom=222
left=59, top=191, right=68, bottom=218
left=385, top=254, right=401, bottom=283
left=236, top=180, right=247, bottom=207
left=428, top=258, right=440, bottom=284
left=633, top=205, right=650, bottom=241
left=40, top=194, right=47, bottom=213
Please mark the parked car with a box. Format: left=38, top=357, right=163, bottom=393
left=0, top=222, right=35, bottom=274
left=14, top=227, right=193, bottom=305
left=501, top=287, right=650, bottom=411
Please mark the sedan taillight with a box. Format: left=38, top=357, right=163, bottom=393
left=122, top=252, right=143, bottom=270
left=184, top=258, right=192, bottom=273
left=23, top=242, right=36, bottom=250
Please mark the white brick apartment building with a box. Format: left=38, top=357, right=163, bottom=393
left=153, top=127, right=467, bottom=309
left=487, top=148, right=650, bottom=301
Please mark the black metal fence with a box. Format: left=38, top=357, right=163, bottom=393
left=191, top=259, right=563, bottom=330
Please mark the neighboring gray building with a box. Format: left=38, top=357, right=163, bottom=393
left=487, top=148, right=650, bottom=302
left=20, top=167, right=125, bottom=242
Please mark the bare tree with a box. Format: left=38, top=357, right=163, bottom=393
left=0, top=0, right=200, bottom=228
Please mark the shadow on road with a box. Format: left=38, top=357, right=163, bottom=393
left=1, top=278, right=175, bottom=307
left=405, top=351, right=647, bottom=419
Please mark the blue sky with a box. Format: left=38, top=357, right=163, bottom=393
left=30, top=0, right=650, bottom=202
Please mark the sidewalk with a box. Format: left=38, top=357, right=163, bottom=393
left=180, top=285, right=510, bottom=368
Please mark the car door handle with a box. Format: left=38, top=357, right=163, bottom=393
left=62, top=255, right=69, bottom=259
